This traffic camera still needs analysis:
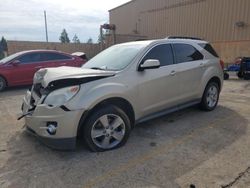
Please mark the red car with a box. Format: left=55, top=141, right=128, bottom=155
left=0, top=50, right=87, bottom=91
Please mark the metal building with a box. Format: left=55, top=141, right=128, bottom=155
left=109, top=0, right=250, bottom=42
left=109, top=0, right=250, bottom=63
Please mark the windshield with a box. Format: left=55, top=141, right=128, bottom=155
left=0, top=51, right=24, bottom=64
left=82, top=43, right=147, bottom=71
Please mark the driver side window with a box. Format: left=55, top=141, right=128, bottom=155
left=142, top=44, right=174, bottom=67
left=18, top=53, right=42, bottom=64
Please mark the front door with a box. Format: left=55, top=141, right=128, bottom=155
left=9, top=52, right=44, bottom=85
left=138, top=44, right=180, bottom=117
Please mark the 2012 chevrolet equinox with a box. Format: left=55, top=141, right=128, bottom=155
left=20, top=37, right=224, bottom=152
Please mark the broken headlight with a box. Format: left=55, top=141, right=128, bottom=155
left=43, top=85, right=80, bottom=107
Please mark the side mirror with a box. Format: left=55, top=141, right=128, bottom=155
left=11, top=60, right=20, bottom=66
left=138, top=59, right=160, bottom=71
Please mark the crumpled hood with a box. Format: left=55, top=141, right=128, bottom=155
left=34, top=66, right=116, bottom=87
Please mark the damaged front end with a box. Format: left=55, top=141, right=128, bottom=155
left=18, top=67, right=116, bottom=150
left=20, top=67, right=116, bottom=119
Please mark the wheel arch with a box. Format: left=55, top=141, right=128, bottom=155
left=77, top=97, right=135, bottom=137
left=0, top=74, right=8, bottom=86
left=207, top=76, right=222, bottom=92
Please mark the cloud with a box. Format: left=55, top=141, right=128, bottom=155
left=0, top=0, right=130, bottom=42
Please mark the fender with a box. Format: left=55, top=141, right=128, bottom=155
left=200, top=64, right=223, bottom=96
left=65, top=81, right=139, bottom=118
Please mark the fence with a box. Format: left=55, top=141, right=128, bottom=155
left=104, top=34, right=147, bottom=48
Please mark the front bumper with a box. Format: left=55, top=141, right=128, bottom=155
left=25, top=127, right=76, bottom=150
left=22, top=90, right=85, bottom=150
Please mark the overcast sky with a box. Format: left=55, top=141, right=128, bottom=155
left=0, top=0, right=130, bottom=43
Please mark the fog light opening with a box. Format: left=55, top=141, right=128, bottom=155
left=47, top=122, right=57, bottom=135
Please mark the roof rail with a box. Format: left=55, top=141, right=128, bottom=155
left=166, top=36, right=203, bottom=40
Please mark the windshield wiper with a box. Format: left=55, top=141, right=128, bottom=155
left=90, top=67, right=109, bottom=70
left=90, top=67, right=104, bottom=70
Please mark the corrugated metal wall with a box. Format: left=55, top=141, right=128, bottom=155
left=109, top=0, right=250, bottom=42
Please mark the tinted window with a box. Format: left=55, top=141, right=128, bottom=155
left=243, top=59, right=250, bottom=71
left=42, top=53, right=72, bottom=61
left=18, top=53, right=42, bottom=63
left=173, top=44, right=203, bottom=63
left=143, top=44, right=174, bottom=66
left=199, top=43, right=219, bottom=57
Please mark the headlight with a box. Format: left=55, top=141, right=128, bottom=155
left=44, top=85, right=80, bottom=107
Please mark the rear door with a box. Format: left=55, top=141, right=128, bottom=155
left=138, top=44, right=180, bottom=116
left=172, top=43, right=205, bottom=103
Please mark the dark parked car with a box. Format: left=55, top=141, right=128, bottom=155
left=0, top=50, right=87, bottom=91
left=238, top=57, right=250, bottom=80
left=224, top=57, right=250, bottom=80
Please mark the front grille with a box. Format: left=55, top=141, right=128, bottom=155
left=30, top=83, right=50, bottom=107
left=33, top=83, right=43, bottom=97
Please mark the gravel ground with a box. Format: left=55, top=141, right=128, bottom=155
left=0, top=77, right=250, bottom=188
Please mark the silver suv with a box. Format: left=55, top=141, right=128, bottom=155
left=20, top=37, right=224, bottom=151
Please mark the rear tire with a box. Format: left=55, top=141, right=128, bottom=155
left=243, top=74, right=250, bottom=80
left=0, top=76, right=7, bottom=91
left=237, top=71, right=244, bottom=79
left=224, top=72, right=229, bottom=80
left=200, top=82, right=219, bottom=111
left=83, top=105, right=131, bottom=152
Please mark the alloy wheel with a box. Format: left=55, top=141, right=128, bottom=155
left=91, top=114, right=126, bottom=149
left=206, top=85, right=218, bottom=108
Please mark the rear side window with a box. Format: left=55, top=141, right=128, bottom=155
left=143, top=44, right=174, bottom=66
left=42, top=52, right=72, bottom=61
left=243, top=59, right=250, bottom=71
left=199, top=43, right=219, bottom=57
left=173, top=44, right=204, bottom=64
left=18, top=53, right=42, bottom=63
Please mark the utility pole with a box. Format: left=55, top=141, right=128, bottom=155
left=44, top=10, right=48, bottom=42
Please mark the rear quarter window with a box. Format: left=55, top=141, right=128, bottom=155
left=199, top=43, right=219, bottom=58
left=42, top=52, right=72, bottom=61
left=173, top=44, right=203, bottom=64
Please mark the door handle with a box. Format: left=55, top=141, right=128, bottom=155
left=170, top=70, right=176, bottom=76
left=200, top=63, right=205, bottom=67
left=60, top=63, right=67, bottom=65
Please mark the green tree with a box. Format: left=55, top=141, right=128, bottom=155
left=0, top=51, right=4, bottom=60
left=59, top=29, right=70, bottom=43
left=1, top=37, right=8, bottom=51
left=0, top=37, right=7, bottom=60
left=86, top=37, right=93, bottom=44
left=72, top=34, right=80, bottom=43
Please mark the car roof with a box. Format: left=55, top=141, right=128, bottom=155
left=17, top=49, right=69, bottom=55
left=117, top=38, right=208, bottom=47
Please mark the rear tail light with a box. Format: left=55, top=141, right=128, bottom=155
left=220, top=60, right=225, bottom=70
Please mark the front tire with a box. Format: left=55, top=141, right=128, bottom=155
left=200, top=82, right=219, bottom=111
left=0, top=76, right=7, bottom=91
left=83, top=105, right=131, bottom=152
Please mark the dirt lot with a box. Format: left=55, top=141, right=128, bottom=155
left=0, top=78, right=250, bottom=188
